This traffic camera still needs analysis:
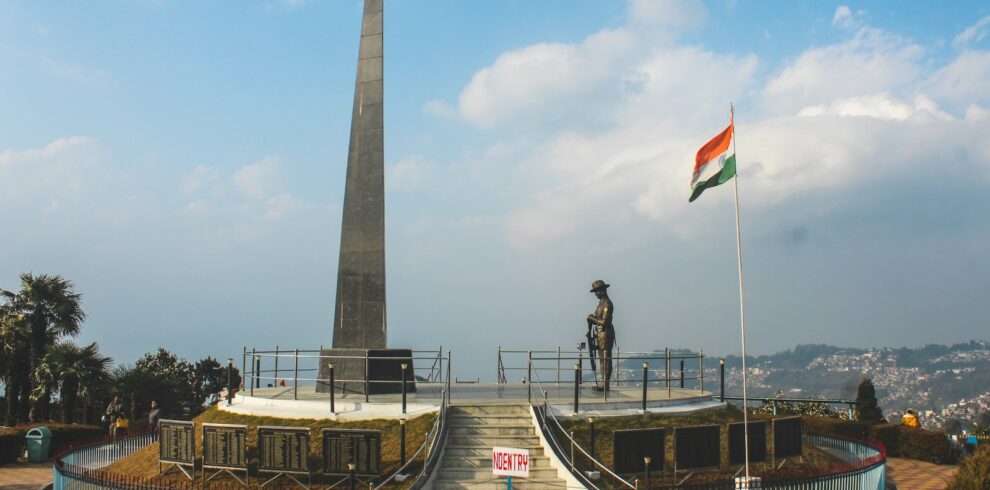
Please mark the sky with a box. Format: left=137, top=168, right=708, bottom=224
left=1, top=0, right=989, bottom=380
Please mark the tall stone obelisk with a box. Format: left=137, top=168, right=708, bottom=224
left=333, top=0, right=386, bottom=350
left=317, top=0, right=414, bottom=394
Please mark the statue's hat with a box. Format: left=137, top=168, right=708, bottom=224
left=590, top=280, right=610, bottom=292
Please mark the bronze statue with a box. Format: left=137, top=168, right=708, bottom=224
left=587, top=279, right=615, bottom=391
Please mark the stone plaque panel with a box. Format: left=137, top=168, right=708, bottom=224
left=159, top=420, right=195, bottom=465
left=202, top=423, right=248, bottom=470
left=258, top=426, right=311, bottom=474
left=322, top=429, right=381, bottom=476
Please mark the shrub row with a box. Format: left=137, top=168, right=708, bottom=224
left=0, top=423, right=105, bottom=466
left=802, top=416, right=957, bottom=464
left=948, top=445, right=990, bottom=490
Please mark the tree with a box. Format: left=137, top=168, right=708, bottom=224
left=32, top=342, right=112, bottom=423
left=0, top=298, right=31, bottom=425
left=854, top=378, right=885, bottom=422
left=193, top=357, right=240, bottom=406
left=1, top=274, right=85, bottom=420
left=944, top=418, right=964, bottom=435
left=112, top=364, right=155, bottom=421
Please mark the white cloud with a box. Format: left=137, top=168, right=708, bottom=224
left=927, top=50, right=990, bottom=107
left=386, top=155, right=439, bottom=192
left=628, top=0, right=707, bottom=28
left=263, top=193, right=299, bottom=221
left=233, top=156, right=282, bottom=199
left=0, top=136, right=93, bottom=170
left=422, top=99, right=456, bottom=119
left=180, top=165, right=221, bottom=194
left=762, top=28, right=923, bottom=115
left=831, top=6, right=865, bottom=29
left=954, top=16, right=990, bottom=50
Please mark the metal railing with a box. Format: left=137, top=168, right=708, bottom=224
left=527, top=358, right=638, bottom=490
left=379, top=351, right=452, bottom=490
left=241, top=346, right=448, bottom=402
left=53, top=430, right=160, bottom=489
left=499, top=346, right=706, bottom=394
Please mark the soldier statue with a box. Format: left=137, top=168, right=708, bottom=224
left=587, top=280, right=616, bottom=391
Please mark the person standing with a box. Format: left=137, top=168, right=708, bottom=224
left=104, top=395, right=124, bottom=438
left=148, top=400, right=161, bottom=438
left=587, top=280, right=616, bottom=391
left=902, top=409, right=919, bottom=428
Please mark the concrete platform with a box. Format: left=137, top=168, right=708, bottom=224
left=222, top=383, right=720, bottom=420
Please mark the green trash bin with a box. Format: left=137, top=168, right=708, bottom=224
left=25, top=427, right=53, bottom=462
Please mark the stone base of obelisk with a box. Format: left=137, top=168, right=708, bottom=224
left=315, top=348, right=416, bottom=395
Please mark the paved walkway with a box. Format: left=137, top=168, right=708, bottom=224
left=0, top=461, right=52, bottom=490
left=887, top=457, right=957, bottom=490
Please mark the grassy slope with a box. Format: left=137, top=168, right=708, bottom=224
left=108, top=406, right=436, bottom=488
left=554, top=406, right=842, bottom=485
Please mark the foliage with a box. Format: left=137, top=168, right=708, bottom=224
left=0, top=273, right=85, bottom=422
left=193, top=357, right=241, bottom=405
left=948, top=446, right=990, bottom=490
left=0, top=422, right=105, bottom=465
left=803, top=415, right=957, bottom=464
left=854, top=379, right=885, bottom=422
left=32, top=341, right=112, bottom=424
left=751, top=391, right=840, bottom=418
left=944, top=418, right=964, bottom=435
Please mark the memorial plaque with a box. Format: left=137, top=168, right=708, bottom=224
left=203, top=423, right=248, bottom=469
left=674, top=425, right=720, bottom=469
left=322, top=429, right=381, bottom=476
left=773, top=417, right=803, bottom=458
left=258, top=426, right=311, bottom=474
left=159, top=420, right=195, bottom=465
left=728, top=421, right=767, bottom=465
left=613, top=428, right=664, bottom=474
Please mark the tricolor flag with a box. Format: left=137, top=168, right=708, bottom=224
left=689, top=116, right=736, bottom=202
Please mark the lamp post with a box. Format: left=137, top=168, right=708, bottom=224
left=348, top=463, right=356, bottom=490
left=329, top=362, right=336, bottom=414
left=227, top=358, right=233, bottom=406
left=588, top=417, right=596, bottom=460
left=643, top=456, right=652, bottom=490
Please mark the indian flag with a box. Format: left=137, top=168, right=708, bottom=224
left=689, top=118, right=736, bottom=202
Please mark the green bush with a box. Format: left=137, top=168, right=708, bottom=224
left=899, top=426, right=957, bottom=464
left=802, top=416, right=955, bottom=464
left=0, top=423, right=105, bottom=466
left=947, top=446, right=990, bottom=490
left=0, top=430, right=24, bottom=465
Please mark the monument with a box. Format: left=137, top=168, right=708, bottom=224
left=316, top=0, right=414, bottom=394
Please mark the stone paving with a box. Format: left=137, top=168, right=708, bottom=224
left=0, top=461, right=52, bottom=490
left=887, top=457, right=958, bottom=490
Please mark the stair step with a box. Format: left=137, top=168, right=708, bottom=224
left=450, top=425, right=535, bottom=436
left=449, top=414, right=533, bottom=425
left=444, top=445, right=545, bottom=458
left=446, top=435, right=542, bottom=447
left=432, top=479, right=568, bottom=490
left=440, top=456, right=553, bottom=469
left=449, top=405, right=530, bottom=416
left=437, top=467, right=560, bottom=480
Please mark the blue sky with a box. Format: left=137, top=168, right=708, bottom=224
left=2, top=1, right=989, bottom=379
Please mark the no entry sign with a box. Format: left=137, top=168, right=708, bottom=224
left=492, top=446, right=529, bottom=478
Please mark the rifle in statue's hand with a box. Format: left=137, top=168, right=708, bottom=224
left=586, top=321, right=598, bottom=373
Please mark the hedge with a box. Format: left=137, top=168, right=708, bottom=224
left=802, top=416, right=956, bottom=464
left=948, top=445, right=990, bottom=490
left=0, top=423, right=105, bottom=466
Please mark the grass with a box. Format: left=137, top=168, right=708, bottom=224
left=551, top=406, right=844, bottom=487
left=106, top=406, right=437, bottom=488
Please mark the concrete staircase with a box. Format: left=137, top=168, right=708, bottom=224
left=432, top=403, right=570, bottom=489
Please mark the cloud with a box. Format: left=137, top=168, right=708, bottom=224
left=233, top=156, right=282, bottom=199
left=927, top=50, right=990, bottom=108
left=628, top=0, right=707, bottom=28
left=263, top=193, right=299, bottom=221
left=180, top=165, right=221, bottom=194
left=762, top=27, right=923, bottom=115
left=831, top=6, right=866, bottom=29
left=954, top=16, right=990, bottom=50
left=422, top=99, right=456, bottom=119
left=0, top=136, right=94, bottom=170
left=386, top=155, right=439, bottom=192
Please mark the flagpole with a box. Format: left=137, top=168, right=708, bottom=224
left=730, top=103, right=753, bottom=481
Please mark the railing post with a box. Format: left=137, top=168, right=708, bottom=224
left=329, top=363, right=336, bottom=415
left=556, top=346, right=561, bottom=386
left=679, top=359, right=685, bottom=389
left=250, top=348, right=256, bottom=395
left=527, top=351, right=532, bottom=402
left=570, top=431, right=575, bottom=472
left=644, top=457, right=652, bottom=490
left=241, top=347, right=247, bottom=390
left=227, top=357, right=233, bottom=406
left=589, top=417, right=596, bottom=460
left=256, top=354, right=262, bottom=389
left=399, top=419, right=407, bottom=466
left=293, top=348, right=299, bottom=400
left=665, top=348, right=671, bottom=398
left=274, top=345, right=280, bottom=382
left=720, top=359, right=725, bottom=402
left=699, top=348, right=704, bottom=393
left=365, top=350, right=370, bottom=403
left=578, top=351, right=583, bottom=385
left=573, top=364, right=580, bottom=414
left=642, top=362, right=648, bottom=412
left=401, top=363, right=408, bottom=415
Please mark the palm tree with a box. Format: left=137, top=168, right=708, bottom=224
left=112, top=364, right=154, bottom=422
left=33, top=342, right=112, bottom=423
left=2, top=274, right=85, bottom=420
left=0, top=299, right=30, bottom=425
